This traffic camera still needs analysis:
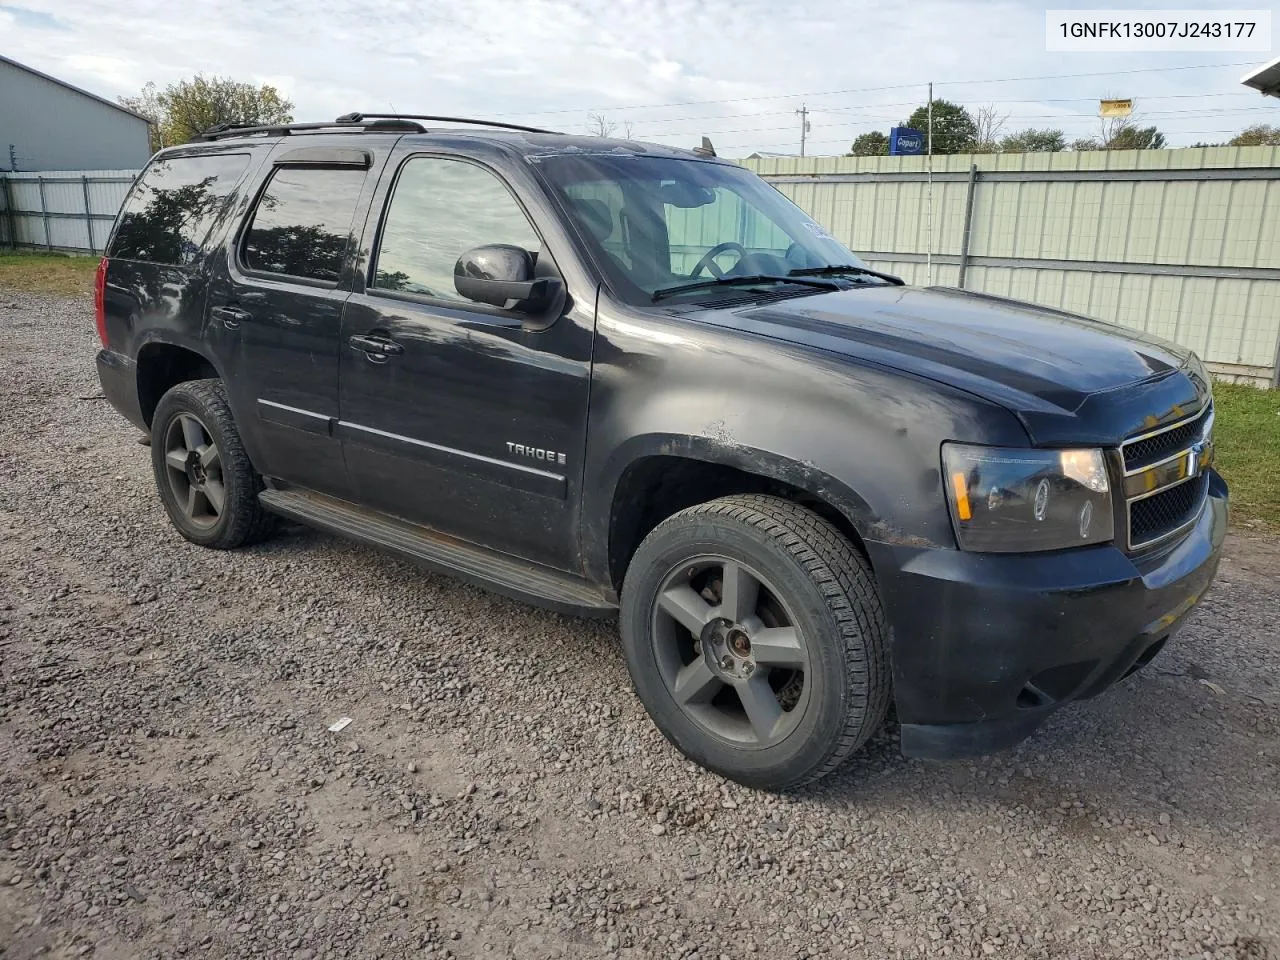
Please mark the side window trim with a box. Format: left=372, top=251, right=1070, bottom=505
left=365, top=152, right=554, bottom=317
left=233, top=163, right=367, bottom=290
left=274, top=147, right=372, bottom=168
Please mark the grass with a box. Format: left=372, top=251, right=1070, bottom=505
left=0, top=250, right=1275, bottom=530
left=0, top=250, right=99, bottom=296
left=1212, top=382, right=1280, bottom=533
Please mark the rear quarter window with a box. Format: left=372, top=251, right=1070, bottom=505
left=108, top=153, right=251, bottom=265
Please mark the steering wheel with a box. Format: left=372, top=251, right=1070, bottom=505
left=689, top=241, right=748, bottom=279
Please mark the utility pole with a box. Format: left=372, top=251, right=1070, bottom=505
left=796, top=104, right=810, bottom=157
left=927, top=82, right=934, bottom=157
left=926, top=82, right=934, bottom=285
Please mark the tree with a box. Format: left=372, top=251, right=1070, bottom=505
left=1104, top=122, right=1166, bottom=150
left=1228, top=124, right=1280, bottom=146
left=848, top=131, right=889, bottom=156
left=1000, top=128, right=1066, bottom=153
left=970, top=105, right=1008, bottom=154
left=117, top=82, right=165, bottom=151
left=1071, top=118, right=1166, bottom=152
left=587, top=113, right=634, bottom=139
left=120, top=75, right=294, bottom=148
left=900, top=100, right=977, bottom=154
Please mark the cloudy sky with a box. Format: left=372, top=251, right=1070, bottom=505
left=1, top=0, right=1274, bottom=155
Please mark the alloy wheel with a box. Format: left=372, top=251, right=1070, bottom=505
left=162, top=412, right=225, bottom=529
left=651, top=556, right=811, bottom=748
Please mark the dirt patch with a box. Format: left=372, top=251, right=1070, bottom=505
left=1, top=291, right=1278, bottom=959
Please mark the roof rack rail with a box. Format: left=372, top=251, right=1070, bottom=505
left=191, top=113, right=560, bottom=143
left=191, top=118, right=428, bottom=142
left=336, top=112, right=560, bottom=135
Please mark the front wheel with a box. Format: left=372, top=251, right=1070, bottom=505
left=620, top=495, right=889, bottom=790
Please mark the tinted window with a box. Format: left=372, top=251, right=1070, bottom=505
left=563, top=180, right=627, bottom=265
left=242, top=167, right=366, bottom=283
left=109, top=153, right=250, bottom=265
left=373, top=158, right=540, bottom=301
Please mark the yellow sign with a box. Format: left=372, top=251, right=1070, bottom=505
left=1100, top=98, right=1133, bottom=117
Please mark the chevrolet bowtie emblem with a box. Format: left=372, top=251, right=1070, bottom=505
left=1187, top=439, right=1207, bottom=479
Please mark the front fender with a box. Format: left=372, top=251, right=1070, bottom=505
left=602, top=430, right=877, bottom=529
left=579, top=304, right=1030, bottom=584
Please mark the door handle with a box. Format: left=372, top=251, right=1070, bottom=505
left=347, top=334, right=404, bottom=358
left=211, top=305, right=252, bottom=329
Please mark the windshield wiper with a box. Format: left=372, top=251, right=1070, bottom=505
left=788, top=264, right=905, bottom=285
left=652, top=274, right=839, bottom=302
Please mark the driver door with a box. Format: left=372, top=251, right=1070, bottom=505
left=337, top=152, right=594, bottom=572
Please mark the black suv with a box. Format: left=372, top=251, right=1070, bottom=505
left=95, top=114, right=1227, bottom=789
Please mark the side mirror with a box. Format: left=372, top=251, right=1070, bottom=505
left=454, top=244, right=561, bottom=313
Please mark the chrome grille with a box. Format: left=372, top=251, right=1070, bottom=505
left=1121, top=403, right=1214, bottom=551
left=1130, top=474, right=1209, bottom=546
left=1122, top=404, right=1213, bottom=472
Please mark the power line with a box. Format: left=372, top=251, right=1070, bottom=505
left=937, top=61, right=1260, bottom=88
left=494, top=60, right=1259, bottom=119
left=637, top=108, right=1269, bottom=138
left=494, top=83, right=922, bottom=118
left=613, top=101, right=919, bottom=126
left=612, top=90, right=1263, bottom=128
left=629, top=106, right=1276, bottom=142
left=707, top=128, right=1261, bottom=153
left=962, top=91, right=1259, bottom=104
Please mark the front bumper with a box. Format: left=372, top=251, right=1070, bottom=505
left=867, top=471, right=1227, bottom=760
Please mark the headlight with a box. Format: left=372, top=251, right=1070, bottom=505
left=942, top=443, right=1114, bottom=552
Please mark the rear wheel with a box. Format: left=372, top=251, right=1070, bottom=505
left=620, top=494, right=889, bottom=790
left=150, top=379, right=274, bottom=549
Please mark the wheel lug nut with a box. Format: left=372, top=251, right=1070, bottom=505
left=719, top=655, right=734, bottom=670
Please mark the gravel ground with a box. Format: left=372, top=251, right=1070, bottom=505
left=1, top=290, right=1277, bottom=960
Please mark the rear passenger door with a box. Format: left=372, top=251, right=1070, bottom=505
left=207, top=147, right=384, bottom=499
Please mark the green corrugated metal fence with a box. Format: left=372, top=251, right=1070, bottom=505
left=743, top=146, right=1280, bottom=387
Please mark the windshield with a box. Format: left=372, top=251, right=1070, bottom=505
left=533, top=154, right=871, bottom=305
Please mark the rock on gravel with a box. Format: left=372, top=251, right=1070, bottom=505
left=1, top=289, right=1278, bottom=959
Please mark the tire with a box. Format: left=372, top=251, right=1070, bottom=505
left=620, top=494, right=889, bottom=790
left=150, top=378, right=274, bottom=550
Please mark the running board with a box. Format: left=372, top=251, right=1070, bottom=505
left=258, top=488, right=617, bottom=618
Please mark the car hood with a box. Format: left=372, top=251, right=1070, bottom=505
left=704, top=285, right=1205, bottom=446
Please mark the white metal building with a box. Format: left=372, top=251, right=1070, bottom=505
left=0, top=54, right=152, bottom=171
